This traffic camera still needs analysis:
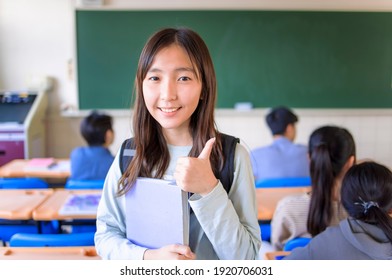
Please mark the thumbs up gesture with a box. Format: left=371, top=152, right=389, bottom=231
left=174, top=138, right=218, bottom=196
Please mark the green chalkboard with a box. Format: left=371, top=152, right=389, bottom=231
left=76, top=11, right=392, bottom=109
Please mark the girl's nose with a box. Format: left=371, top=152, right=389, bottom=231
left=160, top=80, right=177, bottom=101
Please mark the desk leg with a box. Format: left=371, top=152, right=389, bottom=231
left=36, top=220, right=42, bottom=234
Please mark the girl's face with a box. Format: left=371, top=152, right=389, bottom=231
left=143, top=44, right=202, bottom=142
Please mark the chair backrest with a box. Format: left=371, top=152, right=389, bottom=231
left=0, top=178, right=48, bottom=189
left=283, top=237, right=311, bottom=251
left=255, top=177, right=311, bottom=188
left=259, top=222, right=271, bottom=242
left=9, top=232, right=95, bottom=247
left=65, top=179, right=104, bottom=189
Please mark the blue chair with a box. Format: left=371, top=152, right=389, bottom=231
left=65, top=179, right=104, bottom=189
left=259, top=222, right=271, bottom=242
left=9, top=232, right=95, bottom=247
left=0, top=178, right=49, bottom=189
left=0, top=221, right=58, bottom=241
left=255, top=177, right=311, bottom=188
left=283, top=237, right=311, bottom=251
left=0, top=223, right=38, bottom=243
left=66, top=221, right=97, bottom=234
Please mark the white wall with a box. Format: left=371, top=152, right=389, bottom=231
left=1, top=0, right=392, bottom=167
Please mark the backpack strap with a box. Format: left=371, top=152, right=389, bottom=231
left=119, top=134, right=239, bottom=194
left=119, top=138, right=136, bottom=174
left=217, top=133, right=240, bottom=193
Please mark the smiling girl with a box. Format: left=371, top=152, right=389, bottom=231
left=95, top=27, right=261, bottom=260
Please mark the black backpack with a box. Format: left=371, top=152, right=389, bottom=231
left=119, top=133, right=239, bottom=193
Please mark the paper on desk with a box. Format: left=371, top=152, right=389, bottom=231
left=58, top=193, right=101, bottom=215
left=49, top=160, right=70, bottom=171
left=24, top=158, right=55, bottom=170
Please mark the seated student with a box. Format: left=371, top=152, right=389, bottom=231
left=285, top=161, right=392, bottom=260
left=271, top=126, right=355, bottom=250
left=70, top=111, right=115, bottom=180
left=250, top=106, right=309, bottom=181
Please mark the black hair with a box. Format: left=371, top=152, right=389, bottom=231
left=307, top=125, right=356, bottom=236
left=80, top=111, right=113, bottom=146
left=265, top=106, right=298, bottom=135
left=341, top=161, right=392, bottom=242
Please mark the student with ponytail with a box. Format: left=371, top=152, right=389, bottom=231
left=271, top=126, right=355, bottom=250
left=306, top=126, right=355, bottom=236
left=285, top=161, right=392, bottom=259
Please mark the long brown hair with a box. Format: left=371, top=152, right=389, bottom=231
left=118, top=27, right=224, bottom=195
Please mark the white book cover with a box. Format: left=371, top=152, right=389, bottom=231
left=125, top=177, right=189, bottom=249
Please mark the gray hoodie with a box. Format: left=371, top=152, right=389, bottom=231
left=284, top=218, right=392, bottom=260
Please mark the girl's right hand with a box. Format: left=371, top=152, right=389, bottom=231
left=143, top=244, right=196, bottom=260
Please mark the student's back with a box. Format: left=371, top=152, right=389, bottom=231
left=285, top=161, right=392, bottom=260
left=250, top=106, right=309, bottom=181
left=70, top=111, right=114, bottom=180
left=251, top=137, right=309, bottom=179
left=71, top=146, right=114, bottom=180
left=271, top=125, right=355, bottom=250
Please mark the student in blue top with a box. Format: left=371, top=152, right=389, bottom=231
left=95, top=27, right=261, bottom=260
left=250, top=106, right=309, bottom=181
left=285, top=161, right=392, bottom=260
left=70, top=111, right=114, bottom=180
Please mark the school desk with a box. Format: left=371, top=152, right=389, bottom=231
left=32, top=189, right=101, bottom=221
left=0, top=189, right=53, bottom=220
left=0, top=246, right=100, bottom=260
left=264, top=251, right=290, bottom=260
left=256, top=186, right=311, bottom=221
left=0, top=159, right=70, bottom=179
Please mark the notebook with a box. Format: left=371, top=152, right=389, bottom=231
left=125, top=177, right=189, bottom=249
left=25, top=158, right=56, bottom=170
left=58, top=193, right=101, bottom=216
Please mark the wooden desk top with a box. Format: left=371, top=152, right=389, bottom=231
left=256, top=186, right=311, bottom=221
left=0, top=159, right=70, bottom=179
left=0, top=189, right=53, bottom=220
left=264, top=251, right=290, bottom=260
left=0, top=246, right=100, bottom=260
left=33, top=189, right=102, bottom=221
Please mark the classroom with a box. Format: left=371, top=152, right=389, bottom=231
left=1, top=0, right=392, bottom=168
left=0, top=0, right=391, bottom=265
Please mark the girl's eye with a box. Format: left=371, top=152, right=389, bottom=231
left=148, top=76, right=159, bottom=81
left=178, top=76, right=190, bottom=81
